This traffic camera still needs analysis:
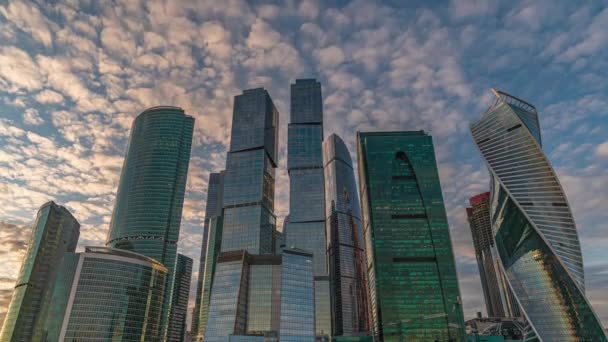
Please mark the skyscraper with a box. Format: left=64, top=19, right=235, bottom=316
left=466, top=192, right=520, bottom=318
left=324, top=134, right=370, bottom=337
left=197, top=215, right=223, bottom=338
left=0, top=201, right=80, bottom=342
left=220, top=88, right=278, bottom=255
left=357, top=131, right=465, bottom=341
left=167, top=254, right=193, bottom=342
left=105, top=106, right=194, bottom=335
left=285, top=79, right=331, bottom=338
left=204, top=249, right=315, bottom=341
left=42, top=247, right=168, bottom=341
left=470, top=89, right=607, bottom=340
left=192, top=171, right=225, bottom=340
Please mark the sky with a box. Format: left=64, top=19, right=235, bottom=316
left=1, top=0, right=607, bottom=329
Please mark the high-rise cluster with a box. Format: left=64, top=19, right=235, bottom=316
left=2, top=83, right=606, bottom=342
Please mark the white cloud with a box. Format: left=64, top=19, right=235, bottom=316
left=314, top=45, right=345, bottom=68
left=22, top=108, right=44, bottom=125
left=595, top=141, right=608, bottom=158
left=0, top=46, right=43, bottom=91
left=246, top=18, right=281, bottom=49
left=34, top=89, right=65, bottom=104
left=0, top=1, right=53, bottom=47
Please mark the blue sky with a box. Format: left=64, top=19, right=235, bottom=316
left=1, top=0, right=607, bottom=328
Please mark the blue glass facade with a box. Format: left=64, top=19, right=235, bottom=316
left=357, top=131, right=465, bottom=341
left=193, top=171, right=225, bottom=340
left=198, top=215, right=224, bottom=338
left=221, top=88, right=278, bottom=255
left=285, top=79, right=329, bottom=338
left=0, top=201, right=80, bottom=342
left=280, top=249, right=315, bottom=342
left=167, top=254, right=193, bottom=342
left=324, top=134, right=371, bottom=337
left=105, top=106, right=194, bottom=335
left=470, top=89, right=607, bottom=340
left=44, top=247, right=168, bottom=341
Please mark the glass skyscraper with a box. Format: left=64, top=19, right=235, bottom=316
left=197, top=215, right=223, bottom=338
left=167, top=253, right=193, bottom=342
left=43, top=247, right=168, bottom=341
left=193, top=171, right=225, bottom=340
left=105, top=106, right=194, bottom=335
left=204, top=249, right=315, bottom=342
left=0, top=201, right=80, bottom=342
left=357, top=131, right=465, bottom=341
left=324, top=134, right=371, bottom=337
left=466, top=192, right=520, bottom=318
left=221, top=88, right=278, bottom=255
left=470, top=89, right=607, bottom=340
left=285, top=79, right=331, bottom=338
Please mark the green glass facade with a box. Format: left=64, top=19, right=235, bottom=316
left=198, top=215, right=224, bottom=338
left=167, top=254, right=193, bottom=342
left=43, top=247, right=168, bottom=341
left=357, top=131, right=465, bottom=341
left=105, top=106, right=194, bottom=335
left=0, top=201, right=79, bottom=342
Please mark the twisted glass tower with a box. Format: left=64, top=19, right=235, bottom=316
left=324, top=134, right=370, bottom=337
left=106, top=106, right=194, bottom=335
left=470, top=89, right=607, bottom=341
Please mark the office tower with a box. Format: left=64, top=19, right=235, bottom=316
left=221, top=88, right=278, bottom=254
left=105, top=106, right=194, bottom=334
left=204, top=249, right=315, bottom=341
left=0, top=201, right=79, bottom=342
left=192, top=171, right=225, bottom=340
left=167, top=254, right=193, bottom=342
left=466, top=192, right=520, bottom=318
left=323, top=134, right=371, bottom=337
left=197, top=215, right=223, bottom=338
left=357, top=131, right=465, bottom=341
left=280, top=249, right=315, bottom=342
left=42, top=247, right=167, bottom=341
left=285, top=79, right=331, bottom=338
left=470, top=89, right=607, bottom=340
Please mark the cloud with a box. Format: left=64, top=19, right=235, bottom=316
left=22, top=108, right=44, bottom=125
left=595, top=141, right=608, bottom=158
left=0, top=1, right=53, bottom=47
left=314, top=45, right=345, bottom=68
left=34, top=89, right=65, bottom=104
left=0, top=46, right=43, bottom=91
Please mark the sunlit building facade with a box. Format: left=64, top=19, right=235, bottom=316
left=105, top=106, right=194, bottom=334
left=357, top=131, right=465, bottom=341
left=220, top=88, right=278, bottom=255
left=43, top=247, right=168, bottom=341
left=193, top=171, right=225, bottom=340
left=167, top=254, right=193, bottom=342
left=0, top=201, right=80, bottom=342
left=204, top=249, right=315, bottom=342
left=466, top=192, right=520, bottom=318
left=323, top=134, right=371, bottom=337
left=470, top=89, right=607, bottom=341
left=285, top=79, right=331, bottom=338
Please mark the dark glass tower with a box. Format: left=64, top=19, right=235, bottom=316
left=0, top=201, right=80, bottom=342
left=167, top=253, right=193, bottom=342
left=324, top=134, right=371, bottom=337
left=42, top=247, right=168, bottom=341
left=466, top=192, right=520, bottom=318
left=192, top=171, right=225, bottom=340
left=470, top=89, right=607, bottom=340
left=220, top=88, right=278, bottom=255
left=197, top=215, right=223, bottom=338
left=105, top=106, right=194, bottom=335
left=357, top=131, right=465, bottom=341
left=285, top=79, right=330, bottom=338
